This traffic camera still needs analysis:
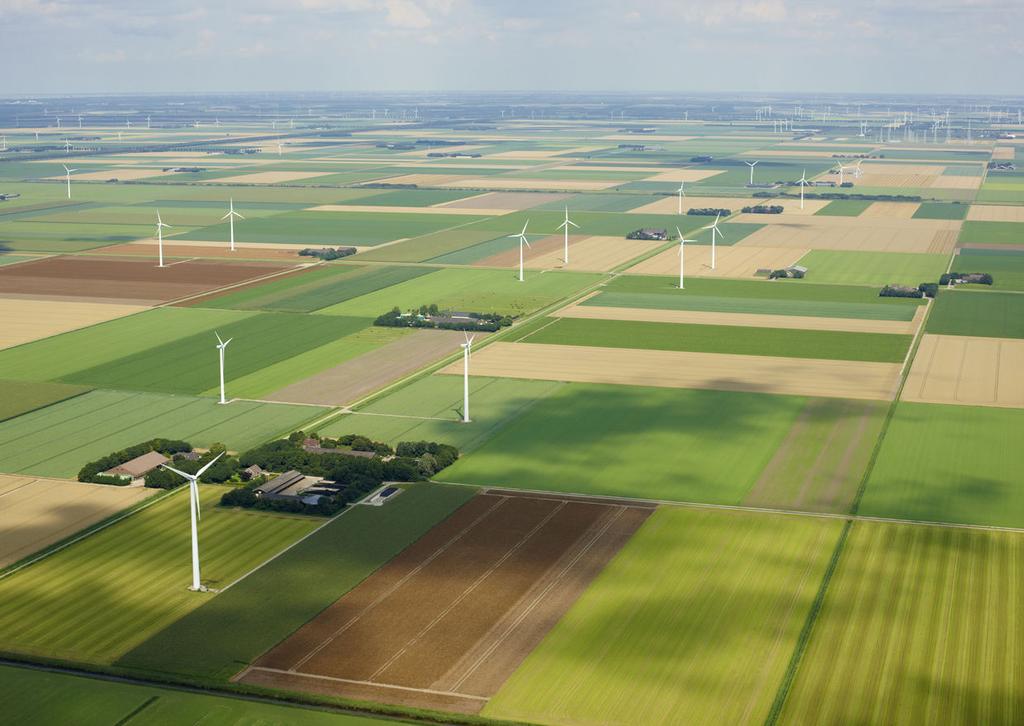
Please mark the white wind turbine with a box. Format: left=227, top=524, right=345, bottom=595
left=215, top=332, right=233, bottom=404
left=854, top=159, right=864, bottom=179
left=834, top=162, right=848, bottom=185
left=675, top=226, right=697, bottom=289
left=745, top=160, right=759, bottom=185
left=62, top=164, right=77, bottom=199
left=556, top=206, right=579, bottom=265
left=509, top=220, right=532, bottom=282
left=160, top=453, right=224, bottom=592
left=677, top=180, right=686, bottom=214
left=277, top=142, right=283, bottom=157
left=64, top=138, right=71, bottom=154
left=703, top=212, right=724, bottom=270
left=1, top=135, right=6, bottom=152
left=221, top=199, right=244, bottom=252
left=155, top=210, right=171, bottom=267
left=460, top=332, right=475, bottom=423
left=797, top=169, right=809, bottom=210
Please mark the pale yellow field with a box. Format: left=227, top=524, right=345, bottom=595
left=0, top=475, right=156, bottom=568
left=860, top=201, right=921, bottom=218
left=447, top=342, right=901, bottom=400
left=967, top=205, right=1024, bottom=223
left=0, top=298, right=149, bottom=350
left=553, top=303, right=923, bottom=335
left=380, top=173, right=469, bottom=186
left=210, top=170, right=337, bottom=184
left=927, top=175, right=982, bottom=190
left=992, top=147, right=1016, bottom=160
left=443, top=177, right=621, bottom=191
left=627, top=196, right=755, bottom=215
left=306, top=204, right=508, bottom=216
left=732, top=216, right=960, bottom=253
left=643, top=169, right=726, bottom=183
left=626, top=245, right=808, bottom=278
left=902, top=334, right=1024, bottom=408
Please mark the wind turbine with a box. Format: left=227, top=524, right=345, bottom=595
left=77, top=115, right=83, bottom=129
left=64, top=138, right=71, bottom=154
left=703, top=212, right=724, bottom=270
left=675, top=226, right=697, bottom=289
left=556, top=206, right=579, bottom=265
left=745, top=160, right=759, bottom=185
left=147, top=114, right=152, bottom=129
left=0, top=135, right=6, bottom=152
left=834, top=162, right=847, bottom=185
left=221, top=199, right=244, bottom=252
left=215, top=332, right=233, bottom=404
left=854, top=159, right=864, bottom=179
left=277, top=142, right=283, bottom=157
left=797, top=169, right=809, bottom=210
left=61, top=164, right=77, bottom=199
left=460, top=332, right=475, bottom=423
left=509, top=220, right=531, bottom=282
left=160, top=453, right=224, bottom=592
left=155, top=211, right=171, bottom=268
left=676, top=180, right=686, bottom=214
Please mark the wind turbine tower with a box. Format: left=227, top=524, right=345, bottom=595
left=557, top=206, right=579, bottom=265
left=221, top=199, right=244, bottom=252
left=460, top=333, right=475, bottom=423
left=509, top=220, right=532, bottom=282
left=677, top=180, right=686, bottom=214
left=215, top=333, right=233, bottom=404
left=703, top=213, right=725, bottom=270
left=746, top=160, right=759, bottom=186
left=160, top=453, right=224, bottom=592
left=155, top=211, right=171, bottom=268
left=61, top=164, right=77, bottom=199
left=797, top=169, right=809, bottom=210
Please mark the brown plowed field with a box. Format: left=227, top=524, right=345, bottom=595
left=240, top=492, right=650, bottom=713
left=0, top=256, right=295, bottom=304
left=85, top=242, right=307, bottom=262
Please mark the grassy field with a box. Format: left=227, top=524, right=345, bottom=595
left=860, top=402, right=1024, bottom=528
left=954, top=248, right=1024, bottom=292
left=0, top=665, right=392, bottom=725
left=352, top=228, right=502, bottom=263
left=438, top=383, right=805, bottom=503
left=958, top=220, right=1024, bottom=246
left=914, top=202, right=969, bottom=220
left=318, top=267, right=603, bottom=318
left=0, top=390, right=325, bottom=477
left=796, top=250, right=949, bottom=286
left=815, top=200, right=873, bottom=216
left=508, top=316, right=912, bottom=362
left=927, top=290, right=1024, bottom=338
left=0, top=487, right=318, bottom=663
left=0, top=380, right=91, bottom=422
left=780, top=521, right=1024, bottom=725
left=118, top=484, right=475, bottom=680
left=485, top=507, right=843, bottom=726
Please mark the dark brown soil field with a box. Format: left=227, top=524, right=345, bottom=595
left=239, top=491, right=651, bottom=713
left=0, top=256, right=295, bottom=304
left=85, top=243, right=307, bottom=262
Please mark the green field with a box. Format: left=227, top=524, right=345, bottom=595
left=958, top=220, right=1024, bottom=246
left=119, top=483, right=475, bottom=679
left=352, top=228, right=501, bottom=263
left=485, top=507, right=842, bottom=726
left=780, top=521, right=1024, bottom=725
left=796, top=250, right=950, bottom=286
left=927, top=290, right=1024, bottom=338
left=860, top=402, right=1024, bottom=528
left=438, top=383, right=805, bottom=503
left=0, top=390, right=325, bottom=477
left=954, top=248, right=1024, bottom=291
left=913, top=202, right=969, bottom=220
left=508, top=316, right=911, bottom=362
left=0, top=380, right=90, bottom=422
left=0, top=487, right=318, bottom=663
left=815, top=200, right=873, bottom=216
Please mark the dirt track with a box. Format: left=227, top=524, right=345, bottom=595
left=902, top=334, right=1024, bottom=408
left=241, top=492, right=649, bottom=713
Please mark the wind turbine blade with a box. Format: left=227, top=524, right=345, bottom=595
left=676, top=226, right=683, bottom=239
left=224, top=338, right=233, bottom=347
left=520, top=219, right=530, bottom=236
left=215, top=331, right=224, bottom=346
left=194, top=452, right=225, bottom=479
left=160, top=463, right=194, bottom=481
left=221, top=211, right=231, bottom=221
left=568, top=220, right=579, bottom=228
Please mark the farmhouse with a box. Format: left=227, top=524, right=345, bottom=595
left=628, top=228, right=668, bottom=241
left=254, top=470, right=306, bottom=501
left=102, top=451, right=169, bottom=482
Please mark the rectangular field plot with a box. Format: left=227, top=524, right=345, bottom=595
left=860, top=402, right=1024, bottom=528
left=780, top=521, right=1024, bottom=726
left=903, top=334, right=1024, bottom=408
left=0, top=390, right=325, bottom=478
left=953, top=248, right=1024, bottom=291
left=957, top=220, right=1024, bottom=247
left=485, top=507, right=842, bottom=726
left=0, top=487, right=319, bottom=663
left=627, top=244, right=806, bottom=279
left=927, top=290, right=1024, bottom=339
left=732, top=217, right=960, bottom=254
left=239, top=492, right=652, bottom=714
left=0, top=298, right=149, bottom=350
left=794, top=250, right=950, bottom=287
left=0, top=380, right=90, bottom=422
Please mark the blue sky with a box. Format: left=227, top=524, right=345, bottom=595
left=1, top=0, right=1021, bottom=95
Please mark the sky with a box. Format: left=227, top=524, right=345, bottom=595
left=1, top=0, right=1021, bottom=96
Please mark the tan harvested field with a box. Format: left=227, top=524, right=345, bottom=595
left=993, top=146, right=1016, bottom=160
left=476, top=235, right=657, bottom=272
left=861, top=201, right=921, bottom=218
left=443, top=177, right=621, bottom=191
left=378, top=173, right=468, bottom=186
left=84, top=242, right=307, bottom=262
left=307, top=204, right=503, bottom=216
left=732, top=216, right=960, bottom=253
left=0, top=475, right=156, bottom=568
left=240, top=492, right=651, bottom=714
left=902, top=334, right=1024, bottom=408
left=486, top=146, right=610, bottom=159
left=435, top=191, right=571, bottom=211
left=265, top=329, right=473, bottom=406
left=0, top=298, right=149, bottom=350
left=967, top=205, right=1024, bottom=223
left=928, top=175, right=983, bottom=190
left=554, top=303, right=924, bottom=335
left=643, top=169, right=726, bottom=183
left=442, top=342, right=902, bottom=400
left=627, top=196, right=755, bottom=215
left=209, top=170, right=337, bottom=184
left=627, top=244, right=807, bottom=278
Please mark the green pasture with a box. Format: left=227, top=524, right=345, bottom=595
left=508, top=316, right=911, bottom=362
left=0, top=219, right=158, bottom=252
left=958, top=220, right=1024, bottom=246
left=438, top=384, right=805, bottom=503
left=486, top=507, right=842, bottom=726
left=0, top=487, right=318, bottom=663
left=914, top=202, right=969, bottom=219
left=976, top=177, right=1024, bottom=204
left=353, top=228, right=501, bottom=263
left=119, top=483, right=475, bottom=680
left=796, top=250, right=949, bottom=286
left=927, top=290, right=1024, bottom=338
left=861, top=402, right=1024, bottom=528
left=0, top=390, right=325, bottom=478
left=954, top=248, right=1024, bottom=291
left=0, top=380, right=90, bottom=422
left=815, top=200, right=872, bottom=216
left=781, top=521, right=1024, bottom=725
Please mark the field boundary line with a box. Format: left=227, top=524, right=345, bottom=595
left=158, top=262, right=322, bottom=308
left=244, top=666, right=489, bottom=702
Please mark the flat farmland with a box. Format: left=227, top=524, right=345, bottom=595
left=927, top=290, right=1024, bottom=339
left=0, top=380, right=90, bottom=422
left=0, top=390, right=325, bottom=478
left=732, top=216, right=960, bottom=253
left=954, top=248, right=1024, bottom=291
left=794, top=250, right=950, bottom=286
left=475, top=234, right=658, bottom=272
left=240, top=492, right=652, bottom=713
left=353, top=228, right=503, bottom=263
left=0, top=256, right=295, bottom=304
left=903, top=334, right=1024, bottom=408
left=957, top=220, right=1024, bottom=246
left=780, top=521, right=1024, bottom=725
left=626, top=244, right=807, bottom=278
left=0, top=486, right=319, bottom=663
left=0, top=474, right=156, bottom=568
left=485, top=507, right=843, bottom=726
left=0, top=298, right=149, bottom=350
left=860, top=402, right=1024, bottom=528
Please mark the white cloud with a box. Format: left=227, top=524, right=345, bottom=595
left=385, top=0, right=432, bottom=28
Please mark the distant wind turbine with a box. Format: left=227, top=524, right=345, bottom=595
left=745, top=160, right=759, bottom=185
left=677, top=180, right=686, bottom=214
left=460, top=332, right=475, bottom=423
left=63, top=138, right=71, bottom=154
left=797, top=169, right=809, bottom=210
left=160, top=453, right=224, bottom=592
left=834, top=162, right=848, bottom=185
left=215, top=332, right=233, bottom=404
left=703, top=212, right=724, bottom=270
left=556, top=206, right=579, bottom=265
left=62, top=164, right=77, bottom=199
left=155, top=210, right=171, bottom=268
left=509, top=220, right=532, bottom=282
left=221, top=199, right=244, bottom=252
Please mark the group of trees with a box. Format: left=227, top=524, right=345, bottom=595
left=298, top=247, right=357, bottom=261
left=940, top=272, right=994, bottom=286
left=741, top=205, right=784, bottom=214
left=78, top=438, right=192, bottom=485
left=686, top=208, right=731, bottom=216
left=880, top=283, right=938, bottom=299
left=755, top=191, right=923, bottom=202
left=375, top=306, right=512, bottom=332
left=144, top=444, right=239, bottom=489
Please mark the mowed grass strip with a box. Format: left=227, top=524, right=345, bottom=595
left=780, top=521, right=1024, bottom=725
left=860, top=402, right=1024, bottom=528
left=0, top=487, right=318, bottom=663
left=438, top=384, right=804, bottom=503
left=508, top=316, right=911, bottom=362
left=0, top=390, right=325, bottom=478
left=118, top=483, right=475, bottom=680
left=64, top=312, right=369, bottom=394
left=0, top=380, right=91, bottom=422
left=927, top=290, right=1024, bottom=339
left=485, top=507, right=843, bottom=726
